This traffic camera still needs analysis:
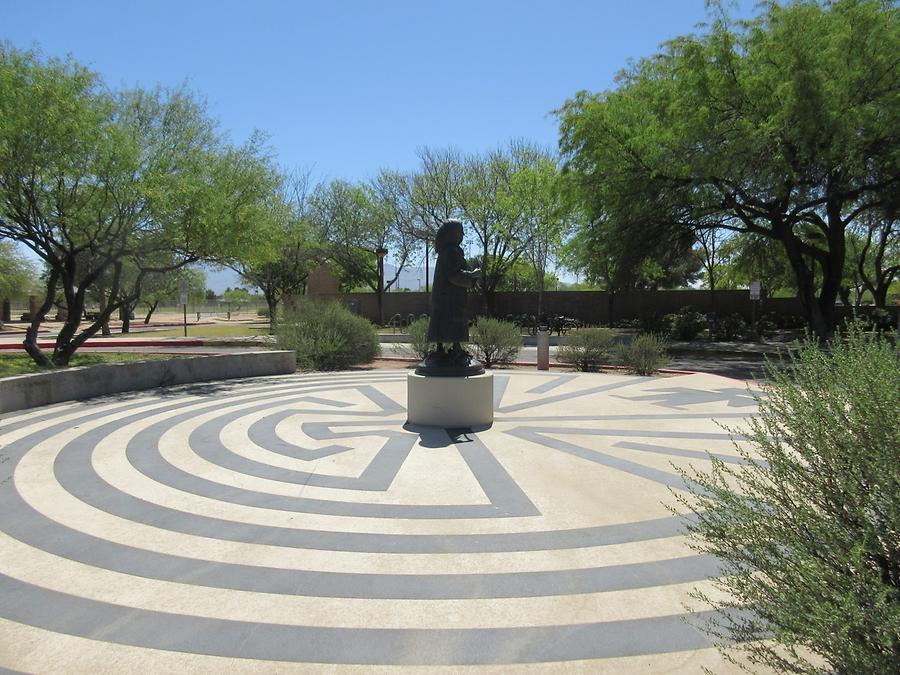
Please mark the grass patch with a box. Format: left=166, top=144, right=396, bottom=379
left=0, top=352, right=187, bottom=378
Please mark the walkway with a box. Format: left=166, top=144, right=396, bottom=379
left=0, top=369, right=764, bottom=672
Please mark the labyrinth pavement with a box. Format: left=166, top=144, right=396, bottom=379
left=0, top=369, right=764, bottom=673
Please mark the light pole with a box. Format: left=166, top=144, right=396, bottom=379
left=376, top=247, right=388, bottom=325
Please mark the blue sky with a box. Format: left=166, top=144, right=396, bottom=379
left=3, top=0, right=758, bottom=291
left=3, top=0, right=758, bottom=183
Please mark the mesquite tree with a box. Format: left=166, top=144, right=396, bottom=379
left=558, top=0, right=900, bottom=338
left=0, top=46, right=277, bottom=366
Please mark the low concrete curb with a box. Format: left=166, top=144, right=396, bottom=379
left=0, top=350, right=296, bottom=414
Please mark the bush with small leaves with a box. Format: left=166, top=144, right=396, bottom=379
left=396, top=317, right=433, bottom=360
left=670, top=306, right=707, bottom=341
left=276, top=300, right=379, bottom=371
left=674, top=324, right=900, bottom=674
left=470, top=317, right=521, bottom=368
left=716, top=312, right=747, bottom=341
left=617, top=334, right=670, bottom=375
left=557, top=328, right=615, bottom=371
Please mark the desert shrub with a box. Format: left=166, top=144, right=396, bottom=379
left=617, top=334, right=670, bottom=375
left=640, top=313, right=672, bottom=335
left=396, top=317, right=433, bottom=360
left=470, top=316, right=521, bottom=368
left=557, top=328, right=615, bottom=371
left=276, top=300, right=379, bottom=371
left=675, top=324, right=900, bottom=674
left=716, top=312, right=747, bottom=341
left=776, top=314, right=808, bottom=329
left=670, top=306, right=707, bottom=341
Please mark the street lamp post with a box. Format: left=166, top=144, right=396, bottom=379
left=376, top=247, right=388, bottom=326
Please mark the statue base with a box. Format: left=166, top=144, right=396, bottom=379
left=415, top=347, right=485, bottom=377
left=407, top=372, right=494, bottom=428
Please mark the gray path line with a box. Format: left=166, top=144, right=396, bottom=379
left=189, top=409, right=416, bottom=491
left=493, top=374, right=510, bottom=408
left=498, top=377, right=649, bottom=413
left=515, top=427, right=738, bottom=441
left=0, top=574, right=735, bottom=664
left=2, top=380, right=699, bottom=553
left=456, top=435, right=537, bottom=517
left=119, top=420, right=531, bottom=519
left=615, top=441, right=753, bottom=465
left=357, top=384, right=406, bottom=414
left=0, top=373, right=403, bottom=438
left=247, top=410, right=352, bottom=460
left=5, top=434, right=718, bottom=600
left=526, top=374, right=577, bottom=394
left=506, top=428, right=698, bottom=494
left=0, top=370, right=403, bottom=422
left=498, top=412, right=753, bottom=422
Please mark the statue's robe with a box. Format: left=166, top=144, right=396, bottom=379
left=427, top=243, right=474, bottom=343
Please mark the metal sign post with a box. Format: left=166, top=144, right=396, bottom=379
left=749, top=281, right=761, bottom=329
left=179, top=281, right=189, bottom=337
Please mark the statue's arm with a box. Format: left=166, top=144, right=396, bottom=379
left=446, top=249, right=481, bottom=288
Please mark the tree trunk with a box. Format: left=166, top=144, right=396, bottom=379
left=120, top=304, right=132, bottom=334
left=780, top=231, right=833, bottom=341
left=266, top=296, right=278, bottom=334
left=873, top=283, right=888, bottom=309
left=143, top=300, right=158, bottom=324
left=23, top=270, right=59, bottom=368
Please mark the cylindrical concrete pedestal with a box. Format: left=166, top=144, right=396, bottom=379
left=407, top=372, right=494, bottom=428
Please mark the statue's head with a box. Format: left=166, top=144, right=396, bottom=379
left=435, top=219, right=464, bottom=250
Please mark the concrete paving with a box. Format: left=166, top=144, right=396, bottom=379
left=0, top=369, right=768, bottom=672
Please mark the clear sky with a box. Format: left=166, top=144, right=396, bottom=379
left=2, top=0, right=759, bottom=184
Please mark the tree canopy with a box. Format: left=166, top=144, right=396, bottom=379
left=557, top=0, right=900, bottom=337
left=0, top=44, right=280, bottom=365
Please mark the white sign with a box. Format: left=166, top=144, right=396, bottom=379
left=749, top=281, right=761, bottom=300
left=179, top=281, right=189, bottom=306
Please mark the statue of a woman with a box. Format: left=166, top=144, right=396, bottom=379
left=418, top=219, right=483, bottom=374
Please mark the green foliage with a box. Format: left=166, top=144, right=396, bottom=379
left=276, top=300, right=379, bottom=371
left=716, top=313, right=747, bottom=341
left=0, top=240, right=38, bottom=301
left=675, top=325, right=900, bottom=674
left=0, top=44, right=281, bottom=366
left=617, top=334, right=670, bottom=375
left=396, top=317, right=432, bottom=360
left=669, top=306, right=706, bottom=341
left=221, top=287, right=257, bottom=310
left=556, top=328, right=615, bottom=371
left=469, top=317, right=521, bottom=368
left=557, top=0, right=900, bottom=338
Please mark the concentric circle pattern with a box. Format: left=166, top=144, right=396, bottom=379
left=0, top=369, right=762, bottom=673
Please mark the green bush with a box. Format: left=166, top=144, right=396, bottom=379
left=470, top=317, right=521, bottom=368
left=557, top=328, right=615, bottom=371
left=640, top=313, right=672, bottom=335
left=276, top=300, right=379, bottom=371
left=396, top=317, right=433, bottom=360
left=617, top=334, right=670, bottom=375
left=675, top=324, right=900, bottom=674
left=670, top=306, right=707, bottom=341
left=716, top=312, right=746, bottom=341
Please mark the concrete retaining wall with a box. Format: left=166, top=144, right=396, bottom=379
left=0, top=350, right=297, bottom=414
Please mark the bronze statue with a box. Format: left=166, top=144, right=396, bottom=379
left=416, top=219, right=484, bottom=376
